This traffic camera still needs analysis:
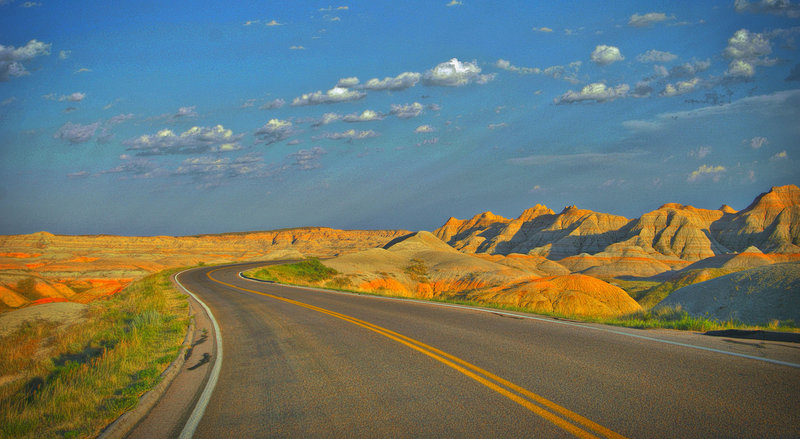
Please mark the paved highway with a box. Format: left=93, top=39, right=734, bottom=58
left=153, top=263, right=800, bottom=438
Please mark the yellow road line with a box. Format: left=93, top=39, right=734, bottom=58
left=207, top=268, right=629, bottom=439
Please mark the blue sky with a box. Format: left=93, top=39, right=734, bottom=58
left=1, top=1, right=798, bottom=236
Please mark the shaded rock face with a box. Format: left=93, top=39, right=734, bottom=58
left=434, top=185, right=800, bottom=277
left=657, top=262, right=800, bottom=325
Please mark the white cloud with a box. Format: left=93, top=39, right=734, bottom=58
left=723, top=29, right=775, bottom=78
left=488, top=123, right=507, bottom=130
left=59, top=92, right=86, bottom=102
left=259, top=98, right=285, bottom=110
left=265, top=20, right=283, bottom=26
left=361, top=72, right=421, bottom=91
left=0, top=39, right=51, bottom=81
left=289, top=45, right=306, bottom=50
left=337, top=77, right=360, bottom=87
left=591, top=45, right=624, bottom=66
left=317, top=129, right=378, bottom=141
left=390, top=102, right=424, bottom=118
left=58, top=50, right=71, bottom=60
left=446, top=0, right=463, bottom=6
left=125, top=125, right=244, bottom=155
left=343, top=109, right=383, bottom=122
left=53, top=122, right=100, bottom=144
left=254, top=119, right=294, bottom=145
left=496, top=59, right=581, bottom=83
left=555, top=82, right=629, bottom=104
left=628, top=12, right=675, bottom=27
left=690, top=146, right=712, bottom=159
left=415, top=125, right=435, bottom=133
left=532, top=27, right=553, bottom=33
left=636, top=49, right=677, bottom=63
left=169, top=106, right=198, bottom=120
left=20, top=2, right=42, bottom=7
left=735, top=0, right=800, bottom=17
left=688, top=164, right=725, bottom=182
left=291, top=86, right=366, bottom=106
left=660, top=77, right=700, bottom=97
left=313, top=112, right=342, bottom=126
left=423, top=58, right=494, bottom=86
left=750, top=136, right=769, bottom=149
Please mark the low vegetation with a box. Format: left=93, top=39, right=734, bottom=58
left=246, top=260, right=798, bottom=333
left=244, top=258, right=353, bottom=290
left=0, top=269, right=190, bottom=439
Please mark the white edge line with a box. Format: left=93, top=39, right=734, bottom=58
left=238, top=272, right=800, bottom=369
left=176, top=268, right=224, bottom=439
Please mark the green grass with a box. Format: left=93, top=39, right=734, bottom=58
left=0, top=269, right=190, bottom=439
left=244, top=262, right=798, bottom=333
left=244, top=258, right=338, bottom=284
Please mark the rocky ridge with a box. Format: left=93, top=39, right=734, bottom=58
left=434, top=185, right=800, bottom=278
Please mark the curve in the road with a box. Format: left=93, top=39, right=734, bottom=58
left=206, top=266, right=627, bottom=439
left=173, top=269, right=224, bottom=439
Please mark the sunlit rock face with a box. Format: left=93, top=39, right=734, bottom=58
left=0, top=228, right=410, bottom=311
left=434, top=185, right=800, bottom=278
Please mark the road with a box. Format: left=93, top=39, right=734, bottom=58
left=143, top=262, right=800, bottom=438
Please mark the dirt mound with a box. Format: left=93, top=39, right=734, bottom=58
left=656, top=262, right=800, bottom=325
left=469, top=274, right=641, bottom=317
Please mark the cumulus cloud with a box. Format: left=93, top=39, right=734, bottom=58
left=58, top=50, right=71, bottom=60
left=291, top=86, right=366, bottom=106
left=688, top=164, right=725, bottom=182
left=390, top=102, right=424, bottom=118
left=313, top=112, right=342, bottom=126
left=342, top=109, right=383, bottom=122
left=254, top=119, right=294, bottom=145
left=124, top=125, right=244, bottom=155
left=259, top=98, right=285, bottom=110
left=636, top=49, right=677, bottom=63
left=750, top=136, right=769, bottom=149
left=423, top=58, right=494, bottom=86
left=360, top=72, right=421, bottom=91
left=628, top=12, right=675, bottom=27
left=317, top=129, right=378, bottom=141
left=53, top=122, right=100, bottom=144
left=555, top=82, right=630, bottom=104
left=288, top=147, right=327, bottom=170
left=723, top=29, right=775, bottom=78
left=59, top=92, right=86, bottom=102
left=591, top=45, right=624, bottom=66
left=415, top=125, right=435, bottom=133
left=0, top=39, right=51, bottom=81
left=660, top=78, right=700, bottom=97
left=495, top=59, right=581, bottom=83
left=734, top=0, right=800, bottom=17
left=337, top=77, right=360, bottom=87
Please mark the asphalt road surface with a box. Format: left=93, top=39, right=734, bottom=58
left=149, top=262, right=800, bottom=438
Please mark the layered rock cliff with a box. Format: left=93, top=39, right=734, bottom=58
left=434, top=185, right=800, bottom=277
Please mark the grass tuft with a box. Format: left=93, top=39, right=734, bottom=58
left=0, top=269, right=190, bottom=439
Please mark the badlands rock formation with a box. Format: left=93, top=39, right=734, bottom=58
left=657, top=262, right=800, bottom=325
left=0, top=228, right=408, bottom=310
left=434, top=185, right=800, bottom=278
left=322, top=231, right=642, bottom=317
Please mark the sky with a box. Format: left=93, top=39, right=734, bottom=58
left=1, top=1, right=799, bottom=236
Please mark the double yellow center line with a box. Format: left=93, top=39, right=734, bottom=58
left=207, top=268, right=628, bottom=439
